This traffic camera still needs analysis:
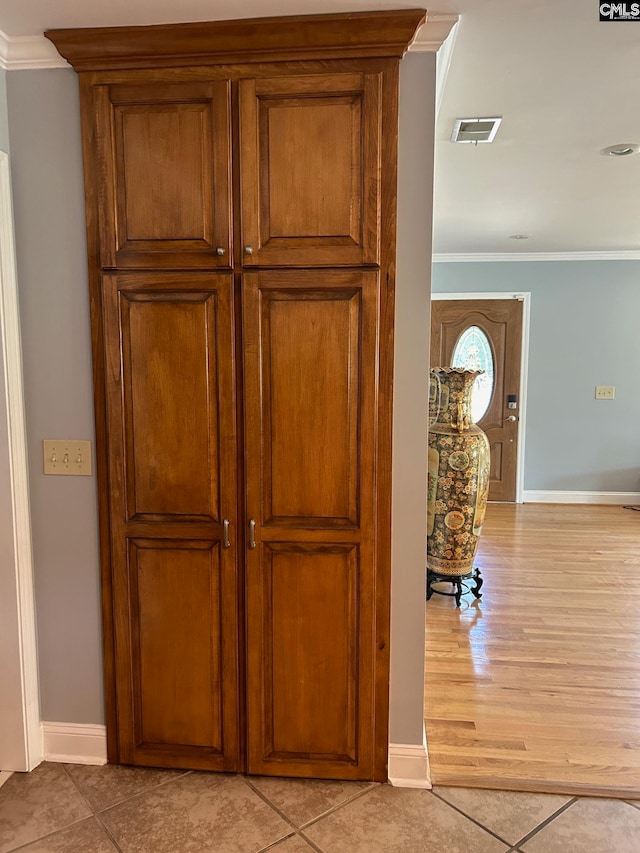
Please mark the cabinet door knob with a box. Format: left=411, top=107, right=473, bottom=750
left=244, top=246, right=254, bottom=255
left=223, top=519, right=231, bottom=548
left=506, top=415, right=518, bottom=422
left=248, top=519, right=256, bottom=549
left=216, top=247, right=225, bottom=256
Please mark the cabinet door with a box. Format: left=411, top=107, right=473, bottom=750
left=102, top=272, right=240, bottom=771
left=243, top=269, right=379, bottom=779
left=239, top=73, right=381, bottom=267
left=95, top=81, right=232, bottom=269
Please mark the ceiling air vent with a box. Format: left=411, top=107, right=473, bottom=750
left=450, top=117, right=502, bottom=144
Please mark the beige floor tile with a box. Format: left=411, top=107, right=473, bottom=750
left=434, top=786, right=571, bottom=845
left=249, top=776, right=374, bottom=827
left=521, top=798, right=640, bottom=853
left=101, top=772, right=292, bottom=852
left=0, top=763, right=91, bottom=853
left=304, top=785, right=508, bottom=853
left=262, top=836, right=317, bottom=852
left=13, top=817, right=117, bottom=852
left=65, top=762, right=186, bottom=812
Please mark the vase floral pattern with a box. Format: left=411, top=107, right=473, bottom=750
left=427, top=367, right=490, bottom=576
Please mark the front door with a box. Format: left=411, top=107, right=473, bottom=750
left=430, top=298, right=523, bottom=502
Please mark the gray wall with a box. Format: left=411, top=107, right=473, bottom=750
left=390, top=52, right=435, bottom=746
left=432, top=261, right=640, bottom=493
left=7, top=69, right=103, bottom=724
left=5, top=58, right=436, bottom=748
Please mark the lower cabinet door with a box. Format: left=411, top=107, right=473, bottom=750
left=243, top=269, right=381, bottom=780
left=102, top=271, right=240, bottom=770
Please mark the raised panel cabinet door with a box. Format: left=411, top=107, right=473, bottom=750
left=243, top=270, right=380, bottom=779
left=102, top=272, right=240, bottom=770
left=239, top=73, right=381, bottom=267
left=94, top=81, right=232, bottom=269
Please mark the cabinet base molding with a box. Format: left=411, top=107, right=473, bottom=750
left=42, top=722, right=107, bottom=766
left=388, top=738, right=431, bottom=789
left=523, top=490, right=640, bottom=505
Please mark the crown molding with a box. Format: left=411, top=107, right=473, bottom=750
left=432, top=250, right=640, bottom=263
left=0, top=10, right=448, bottom=73
left=410, top=13, right=458, bottom=52
left=46, top=10, right=427, bottom=71
left=0, top=30, right=69, bottom=70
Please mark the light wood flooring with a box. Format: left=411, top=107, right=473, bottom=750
left=425, top=502, right=640, bottom=798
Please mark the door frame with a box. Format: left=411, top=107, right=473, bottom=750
left=431, top=291, right=531, bottom=504
left=0, top=150, right=42, bottom=771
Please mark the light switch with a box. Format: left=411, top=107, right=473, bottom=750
left=595, top=386, right=615, bottom=400
left=43, top=440, right=92, bottom=476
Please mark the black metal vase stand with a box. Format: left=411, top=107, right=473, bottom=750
left=426, top=567, right=483, bottom=608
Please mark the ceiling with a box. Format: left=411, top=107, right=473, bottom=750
left=1, top=0, right=639, bottom=257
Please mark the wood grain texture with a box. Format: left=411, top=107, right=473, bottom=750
left=72, top=26, right=407, bottom=780
left=373, top=61, right=399, bottom=781
left=45, top=10, right=427, bottom=71
left=243, top=269, right=379, bottom=780
left=425, top=502, right=640, bottom=798
left=78, top=73, right=120, bottom=764
left=239, top=72, right=381, bottom=267
left=103, top=272, right=240, bottom=771
left=95, top=80, right=232, bottom=269
left=131, top=540, right=222, bottom=750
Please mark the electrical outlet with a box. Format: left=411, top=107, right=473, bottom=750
left=43, top=440, right=92, bottom=476
left=595, top=386, right=615, bottom=400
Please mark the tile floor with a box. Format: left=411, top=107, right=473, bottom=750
left=1, top=762, right=640, bottom=852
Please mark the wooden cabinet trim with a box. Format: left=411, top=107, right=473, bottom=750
left=46, top=10, right=426, bottom=71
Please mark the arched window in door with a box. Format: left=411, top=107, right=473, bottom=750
left=452, top=325, right=494, bottom=423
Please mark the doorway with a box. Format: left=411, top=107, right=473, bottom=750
left=431, top=292, right=530, bottom=502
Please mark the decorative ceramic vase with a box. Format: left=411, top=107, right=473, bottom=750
left=426, top=367, right=490, bottom=603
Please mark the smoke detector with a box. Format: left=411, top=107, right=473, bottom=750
left=451, top=117, right=502, bottom=144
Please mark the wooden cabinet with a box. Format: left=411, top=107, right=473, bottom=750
left=239, top=73, right=381, bottom=267
left=102, top=272, right=240, bottom=770
left=243, top=270, right=378, bottom=777
left=47, top=10, right=425, bottom=782
left=96, top=82, right=232, bottom=269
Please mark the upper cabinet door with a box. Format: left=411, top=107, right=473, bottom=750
left=95, top=81, right=232, bottom=269
left=239, top=73, right=382, bottom=267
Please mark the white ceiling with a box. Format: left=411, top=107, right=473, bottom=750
left=1, top=0, right=639, bottom=256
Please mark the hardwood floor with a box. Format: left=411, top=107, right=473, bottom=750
left=424, top=502, right=640, bottom=798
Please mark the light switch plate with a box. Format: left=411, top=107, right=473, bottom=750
left=595, top=386, right=615, bottom=400
left=43, top=440, right=92, bottom=475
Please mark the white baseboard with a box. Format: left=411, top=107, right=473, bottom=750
left=42, top=722, right=107, bottom=766
left=388, top=731, right=431, bottom=789
left=523, top=490, right=640, bottom=505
